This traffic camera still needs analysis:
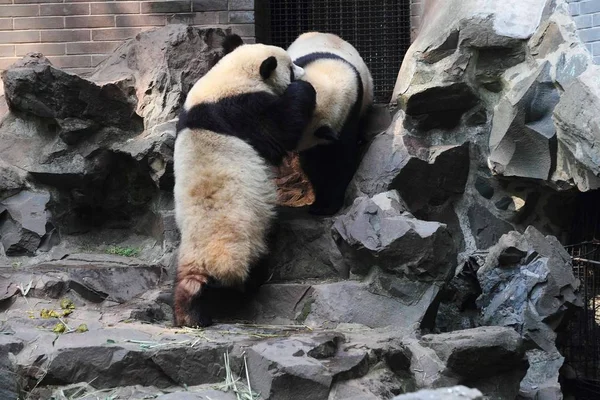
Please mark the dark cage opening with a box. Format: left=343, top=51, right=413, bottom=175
left=558, top=190, right=600, bottom=399
left=259, top=0, right=412, bottom=104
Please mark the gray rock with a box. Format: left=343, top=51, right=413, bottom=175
left=247, top=333, right=369, bottom=400
left=304, top=279, right=441, bottom=329
left=467, top=203, right=514, bottom=250
left=157, top=391, right=237, bottom=400
left=553, top=66, right=600, bottom=191
left=329, top=368, right=411, bottom=400
left=268, top=209, right=344, bottom=281
left=0, top=347, right=18, bottom=400
left=415, top=327, right=528, bottom=399
left=518, top=349, right=564, bottom=400
left=0, top=159, right=27, bottom=200
left=0, top=190, right=53, bottom=255
left=348, top=117, right=470, bottom=214
left=420, top=326, right=526, bottom=379
left=333, top=191, right=455, bottom=281
left=477, top=226, right=581, bottom=351
left=2, top=255, right=166, bottom=304
left=392, top=386, right=483, bottom=400
left=2, top=53, right=137, bottom=129
left=90, top=25, right=226, bottom=130
left=488, top=62, right=560, bottom=180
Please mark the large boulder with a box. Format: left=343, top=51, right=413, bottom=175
left=89, top=25, right=226, bottom=130
left=330, top=191, right=456, bottom=329
left=348, top=113, right=470, bottom=213
left=2, top=53, right=138, bottom=130
left=333, top=191, right=455, bottom=282
left=0, top=190, right=55, bottom=255
left=0, top=26, right=230, bottom=243
left=553, top=66, right=600, bottom=191
left=477, top=226, right=581, bottom=351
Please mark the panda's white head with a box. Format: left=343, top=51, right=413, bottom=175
left=185, top=34, right=305, bottom=107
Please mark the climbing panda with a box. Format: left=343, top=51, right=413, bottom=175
left=173, top=35, right=317, bottom=327
left=287, top=32, right=374, bottom=215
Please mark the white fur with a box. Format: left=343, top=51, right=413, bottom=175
left=174, top=128, right=276, bottom=285
left=288, top=32, right=374, bottom=119
left=174, top=43, right=294, bottom=285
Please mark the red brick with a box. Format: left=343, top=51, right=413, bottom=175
left=0, top=5, right=40, bottom=17
left=41, top=29, right=91, bottom=42
left=0, top=0, right=12, bottom=4
left=192, top=0, right=227, bottom=11
left=0, top=57, right=21, bottom=70
left=0, top=45, right=14, bottom=57
left=167, top=12, right=219, bottom=25
left=0, top=18, right=12, bottom=30
left=229, top=0, right=254, bottom=11
left=91, top=27, right=142, bottom=41
left=91, top=2, right=140, bottom=15
left=16, top=42, right=66, bottom=56
left=116, top=14, right=166, bottom=27
left=0, top=30, right=39, bottom=44
left=46, top=54, right=92, bottom=68
left=67, top=41, right=120, bottom=54
left=65, top=15, right=115, bottom=28
left=141, top=1, right=190, bottom=14
left=14, top=17, right=64, bottom=30
left=41, top=3, right=91, bottom=16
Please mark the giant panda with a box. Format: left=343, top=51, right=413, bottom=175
left=173, top=35, right=317, bottom=327
left=287, top=32, right=374, bottom=215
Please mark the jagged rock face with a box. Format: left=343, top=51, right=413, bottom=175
left=0, top=190, right=56, bottom=255
left=477, top=226, right=581, bottom=352
left=0, top=26, right=228, bottom=247
left=0, top=1, right=595, bottom=398
left=89, top=25, right=226, bottom=130
left=333, top=191, right=455, bottom=280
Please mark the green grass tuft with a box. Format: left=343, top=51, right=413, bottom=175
left=106, top=246, right=140, bottom=257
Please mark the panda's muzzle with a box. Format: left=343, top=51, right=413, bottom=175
left=292, top=63, right=305, bottom=80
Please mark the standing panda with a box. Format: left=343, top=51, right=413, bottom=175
left=287, top=32, right=374, bottom=215
left=173, top=35, right=317, bottom=327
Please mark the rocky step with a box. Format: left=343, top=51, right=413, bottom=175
left=1, top=280, right=529, bottom=400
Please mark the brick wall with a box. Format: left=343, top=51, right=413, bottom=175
left=0, top=0, right=256, bottom=77
left=569, top=0, right=600, bottom=63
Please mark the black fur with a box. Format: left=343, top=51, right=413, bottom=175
left=177, top=80, right=317, bottom=166
left=222, top=34, right=244, bottom=55
left=294, top=52, right=366, bottom=215
left=260, top=56, right=278, bottom=79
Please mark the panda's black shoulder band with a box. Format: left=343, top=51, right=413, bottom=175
left=176, top=83, right=316, bottom=166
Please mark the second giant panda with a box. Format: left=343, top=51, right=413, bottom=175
left=173, top=35, right=317, bottom=327
left=287, top=32, right=374, bottom=215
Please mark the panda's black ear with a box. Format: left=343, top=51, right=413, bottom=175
left=260, top=56, right=278, bottom=80
left=223, top=34, right=244, bottom=55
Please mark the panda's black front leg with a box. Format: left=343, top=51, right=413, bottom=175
left=276, top=80, right=317, bottom=151
left=300, top=128, right=360, bottom=216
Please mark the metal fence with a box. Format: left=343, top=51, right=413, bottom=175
left=559, top=190, right=600, bottom=398
left=268, top=0, right=412, bottom=103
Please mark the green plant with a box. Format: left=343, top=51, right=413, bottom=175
left=105, top=246, right=140, bottom=257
